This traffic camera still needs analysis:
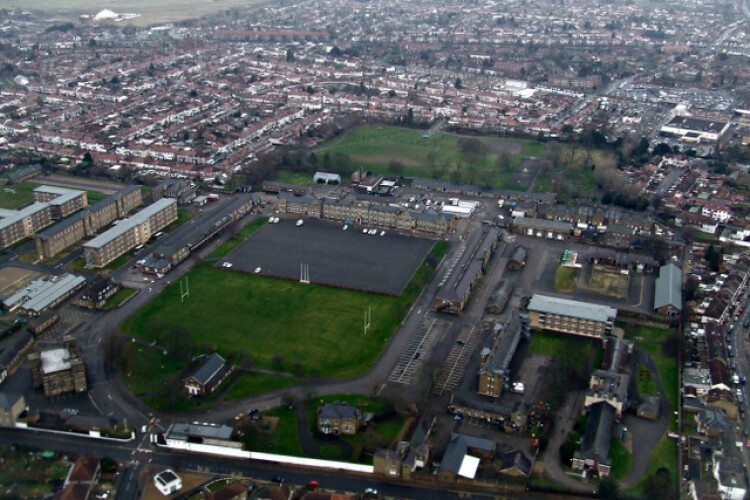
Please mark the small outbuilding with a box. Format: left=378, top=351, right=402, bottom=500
left=314, top=172, right=341, bottom=185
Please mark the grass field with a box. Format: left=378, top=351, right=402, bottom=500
left=104, top=287, right=137, bottom=310
left=528, top=329, right=591, bottom=365
left=120, top=343, right=184, bottom=396
left=609, top=438, right=632, bottom=482
left=636, top=363, right=658, bottom=397
left=222, top=372, right=303, bottom=401
left=122, top=240, right=447, bottom=378
left=553, top=266, right=579, bottom=292
left=273, top=170, right=312, bottom=185
left=586, top=266, right=630, bottom=298
left=626, top=436, right=678, bottom=497
left=317, top=126, right=546, bottom=190
left=1, top=0, right=269, bottom=25
left=620, top=324, right=678, bottom=430
left=0, top=182, right=37, bottom=209
left=249, top=407, right=303, bottom=456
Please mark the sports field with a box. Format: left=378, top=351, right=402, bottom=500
left=122, top=241, right=447, bottom=378
left=316, top=126, right=546, bottom=190
left=223, top=219, right=435, bottom=296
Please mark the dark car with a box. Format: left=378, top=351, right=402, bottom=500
left=272, top=476, right=285, bottom=484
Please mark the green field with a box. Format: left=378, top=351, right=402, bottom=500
left=553, top=266, right=579, bottom=292
left=609, top=438, right=632, bottom=482
left=635, top=363, right=658, bottom=397
left=244, top=407, right=303, bottom=456
left=0, top=182, right=38, bottom=209
left=104, top=287, right=137, bottom=310
left=317, top=126, right=546, bottom=190
left=208, top=217, right=267, bottom=259
left=621, top=324, right=678, bottom=430
left=222, top=372, right=303, bottom=401
left=528, top=329, right=591, bottom=365
left=122, top=241, right=447, bottom=379
left=273, top=170, right=312, bottom=185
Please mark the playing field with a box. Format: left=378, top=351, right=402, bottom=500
left=316, top=126, right=546, bottom=190
left=222, top=218, right=435, bottom=296
left=121, top=240, right=447, bottom=378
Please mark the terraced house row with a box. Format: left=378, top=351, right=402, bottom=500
left=0, top=185, right=87, bottom=249
left=34, top=185, right=143, bottom=260
left=277, top=193, right=454, bottom=235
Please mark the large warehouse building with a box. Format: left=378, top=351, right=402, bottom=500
left=527, top=294, right=616, bottom=339
left=82, top=198, right=177, bottom=268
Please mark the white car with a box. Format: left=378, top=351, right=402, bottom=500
left=254, top=267, right=261, bottom=273
left=342, top=225, right=348, bottom=230
left=363, top=228, right=369, bottom=234
left=380, top=231, right=386, bottom=236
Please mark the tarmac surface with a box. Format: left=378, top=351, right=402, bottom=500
left=223, top=218, right=436, bottom=295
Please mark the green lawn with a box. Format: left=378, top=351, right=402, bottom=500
left=0, top=182, right=37, bottom=209
left=103, top=287, right=138, bottom=310
left=273, top=170, right=312, bottom=185
left=626, top=436, right=678, bottom=497
left=528, top=329, right=592, bottom=364
left=120, top=343, right=184, bottom=396
left=68, top=251, right=132, bottom=273
left=319, top=445, right=342, bottom=459
left=553, top=266, right=579, bottom=292
left=620, top=324, right=678, bottom=430
left=247, top=407, right=304, bottom=456
left=208, top=217, right=268, bottom=259
left=122, top=240, right=447, bottom=378
left=307, top=394, right=406, bottom=462
left=222, top=372, right=303, bottom=401
left=86, top=190, right=108, bottom=204
left=316, top=126, right=546, bottom=190
left=635, top=363, right=658, bottom=397
left=609, top=438, right=632, bottom=482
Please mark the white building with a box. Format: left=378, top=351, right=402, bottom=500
left=154, top=469, right=182, bottom=496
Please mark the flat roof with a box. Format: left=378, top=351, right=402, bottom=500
left=33, top=185, right=85, bottom=206
left=165, top=422, right=234, bottom=441
left=5, top=274, right=86, bottom=313
left=84, top=198, right=176, bottom=249
left=528, top=294, right=617, bottom=323
left=40, top=347, right=72, bottom=374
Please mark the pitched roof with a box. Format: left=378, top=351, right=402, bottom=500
left=574, top=402, right=615, bottom=466
left=528, top=294, right=617, bottom=323
left=188, top=353, right=227, bottom=386
left=654, top=263, right=682, bottom=311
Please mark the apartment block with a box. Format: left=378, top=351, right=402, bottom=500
left=527, top=294, right=616, bottom=339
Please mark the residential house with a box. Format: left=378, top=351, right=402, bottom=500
left=317, top=402, right=362, bottom=435
left=0, top=392, right=25, bottom=427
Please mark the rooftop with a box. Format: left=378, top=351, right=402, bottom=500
left=528, top=294, right=617, bottom=323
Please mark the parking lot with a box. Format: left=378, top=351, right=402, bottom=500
left=389, top=318, right=451, bottom=385
left=433, top=325, right=483, bottom=396
left=223, top=218, right=436, bottom=295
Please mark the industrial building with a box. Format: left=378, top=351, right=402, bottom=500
left=527, top=294, right=616, bottom=339
left=654, top=263, right=682, bottom=318
left=3, top=274, right=86, bottom=317
left=82, top=198, right=177, bottom=267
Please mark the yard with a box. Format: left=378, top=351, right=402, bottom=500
left=316, top=126, right=546, bottom=190
left=626, top=436, right=678, bottom=497
left=306, top=394, right=408, bottom=463
left=241, top=407, right=304, bottom=457
left=0, top=445, right=71, bottom=498
left=122, top=240, right=447, bottom=379
left=586, top=265, right=630, bottom=299
left=609, top=438, right=632, bottom=482
left=273, top=170, right=312, bottom=185
left=553, top=266, right=579, bottom=292
left=528, top=330, right=592, bottom=363
left=620, top=323, right=679, bottom=430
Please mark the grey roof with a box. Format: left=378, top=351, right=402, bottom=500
left=0, top=201, right=51, bottom=231
left=33, top=185, right=84, bottom=206
left=601, top=336, right=632, bottom=373
left=574, top=402, right=615, bottom=466
left=188, top=353, right=226, bottom=387
left=153, top=194, right=253, bottom=256
left=512, top=217, right=571, bottom=232
left=0, top=392, right=23, bottom=408
left=698, top=407, right=732, bottom=432
left=480, top=312, right=527, bottom=376
left=528, top=294, right=617, bottom=323
left=7, top=164, right=41, bottom=182
left=278, top=192, right=319, bottom=205
left=314, top=172, right=341, bottom=181
left=438, top=227, right=498, bottom=303
left=654, top=263, right=682, bottom=311
left=7, top=274, right=86, bottom=314
left=500, top=449, right=533, bottom=476
left=84, top=198, right=176, bottom=249
left=318, top=402, right=359, bottom=420
left=664, top=116, right=728, bottom=134
left=411, top=178, right=556, bottom=203
left=88, top=185, right=141, bottom=214
left=166, top=422, right=234, bottom=441
left=440, top=433, right=495, bottom=474
left=508, top=245, right=527, bottom=265
left=36, top=212, right=85, bottom=240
